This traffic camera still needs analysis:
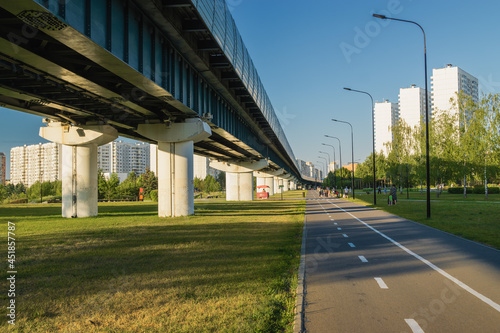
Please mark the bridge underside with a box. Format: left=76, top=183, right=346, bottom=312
left=0, top=1, right=301, bottom=177
left=0, top=0, right=317, bottom=218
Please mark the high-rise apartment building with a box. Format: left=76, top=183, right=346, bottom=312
left=296, top=159, right=309, bottom=178
left=0, top=152, right=6, bottom=185
left=10, top=143, right=62, bottom=186
left=374, top=100, right=399, bottom=155
left=98, top=141, right=150, bottom=181
left=431, top=64, right=478, bottom=116
left=399, top=84, right=431, bottom=129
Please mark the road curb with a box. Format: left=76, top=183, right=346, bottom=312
left=293, top=209, right=308, bottom=333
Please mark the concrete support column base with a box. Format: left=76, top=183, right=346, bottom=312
left=157, top=141, right=194, bottom=217
left=61, top=144, right=98, bottom=218
left=40, top=122, right=118, bottom=218
left=226, top=172, right=254, bottom=201
left=137, top=119, right=211, bottom=217
left=256, top=176, right=274, bottom=195
left=283, top=179, right=290, bottom=191
left=274, top=177, right=281, bottom=195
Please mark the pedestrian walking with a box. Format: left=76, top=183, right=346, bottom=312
left=390, top=184, right=397, bottom=205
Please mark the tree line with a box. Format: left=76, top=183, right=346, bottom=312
left=352, top=93, right=500, bottom=193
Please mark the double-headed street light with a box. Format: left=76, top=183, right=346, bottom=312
left=325, top=136, right=343, bottom=190
left=343, top=87, right=376, bottom=205
left=332, top=119, right=355, bottom=199
left=373, top=13, right=430, bottom=218
left=316, top=160, right=325, bottom=181
left=318, top=156, right=328, bottom=179
left=319, top=151, right=331, bottom=172
left=321, top=143, right=336, bottom=188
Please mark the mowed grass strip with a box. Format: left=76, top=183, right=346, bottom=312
left=350, top=191, right=500, bottom=250
left=0, top=197, right=305, bottom=332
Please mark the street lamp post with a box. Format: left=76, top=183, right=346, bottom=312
left=343, top=87, right=376, bottom=204
left=318, top=156, right=328, bottom=179
left=332, top=119, right=355, bottom=199
left=373, top=13, right=430, bottom=218
left=321, top=143, right=336, bottom=188
left=316, top=160, right=325, bottom=181
left=319, top=151, right=331, bottom=173
left=324, top=135, right=342, bottom=187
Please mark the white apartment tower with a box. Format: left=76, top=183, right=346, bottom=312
left=374, top=100, right=399, bottom=155
left=431, top=64, right=479, bottom=116
left=399, top=84, right=431, bottom=129
left=98, top=141, right=150, bottom=180
left=10, top=143, right=62, bottom=186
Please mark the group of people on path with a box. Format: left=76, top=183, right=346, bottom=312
left=318, top=186, right=352, bottom=199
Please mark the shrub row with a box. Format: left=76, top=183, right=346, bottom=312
left=448, top=186, right=499, bottom=194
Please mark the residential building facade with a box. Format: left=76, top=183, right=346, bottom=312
left=10, top=143, right=62, bottom=186
left=431, top=64, right=479, bottom=116
left=399, top=84, right=431, bottom=129
left=98, top=141, right=150, bottom=182
left=374, top=100, right=399, bottom=155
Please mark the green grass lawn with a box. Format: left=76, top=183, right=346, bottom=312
left=0, top=199, right=305, bottom=332
left=349, top=191, right=500, bottom=250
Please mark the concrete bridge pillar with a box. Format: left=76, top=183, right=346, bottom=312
left=40, top=122, right=118, bottom=218
left=283, top=179, right=290, bottom=191
left=137, top=119, right=211, bottom=217
left=255, top=171, right=275, bottom=195
left=210, top=159, right=268, bottom=201
left=274, top=177, right=281, bottom=195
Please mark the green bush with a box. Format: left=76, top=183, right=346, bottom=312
left=472, top=186, right=500, bottom=194
left=150, top=190, right=158, bottom=202
left=447, top=187, right=472, bottom=194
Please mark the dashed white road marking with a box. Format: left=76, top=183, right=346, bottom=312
left=405, top=319, right=424, bottom=333
left=374, top=277, right=388, bottom=289
left=358, top=256, right=368, bottom=263
left=337, top=227, right=342, bottom=230
left=342, top=234, right=348, bottom=238
left=328, top=200, right=500, bottom=313
left=348, top=243, right=355, bottom=248
left=334, top=222, right=338, bottom=225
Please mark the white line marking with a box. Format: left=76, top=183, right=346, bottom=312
left=329, top=201, right=500, bottom=313
left=330, top=218, right=334, bottom=221
left=337, top=227, right=342, bottom=230
left=342, top=234, right=348, bottom=238
left=348, top=243, right=355, bottom=248
left=358, top=255, right=368, bottom=262
left=334, top=222, right=338, bottom=225
left=374, top=277, right=388, bottom=289
left=405, top=319, right=424, bottom=333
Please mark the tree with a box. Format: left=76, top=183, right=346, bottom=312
left=117, top=171, right=140, bottom=199
left=193, top=177, right=204, bottom=192
left=137, top=169, right=158, bottom=200
left=204, top=175, right=221, bottom=193
left=322, top=171, right=336, bottom=189
left=99, top=173, right=120, bottom=201
left=216, top=171, right=226, bottom=189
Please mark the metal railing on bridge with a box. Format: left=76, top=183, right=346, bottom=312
left=191, top=0, right=298, bottom=170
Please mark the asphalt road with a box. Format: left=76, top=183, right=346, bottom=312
left=303, top=191, right=500, bottom=333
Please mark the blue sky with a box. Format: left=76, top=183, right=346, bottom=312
left=2, top=0, right=500, bottom=177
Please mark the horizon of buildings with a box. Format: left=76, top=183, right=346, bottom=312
left=375, top=64, right=478, bottom=156
left=7, top=141, right=151, bottom=187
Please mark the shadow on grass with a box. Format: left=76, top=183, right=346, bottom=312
left=1, top=200, right=304, bottom=331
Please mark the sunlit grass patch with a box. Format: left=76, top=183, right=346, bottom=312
left=350, top=192, right=500, bottom=249
left=0, top=199, right=305, bottom=332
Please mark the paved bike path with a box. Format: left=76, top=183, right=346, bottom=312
left=302, top=191, right=500, bottom=332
